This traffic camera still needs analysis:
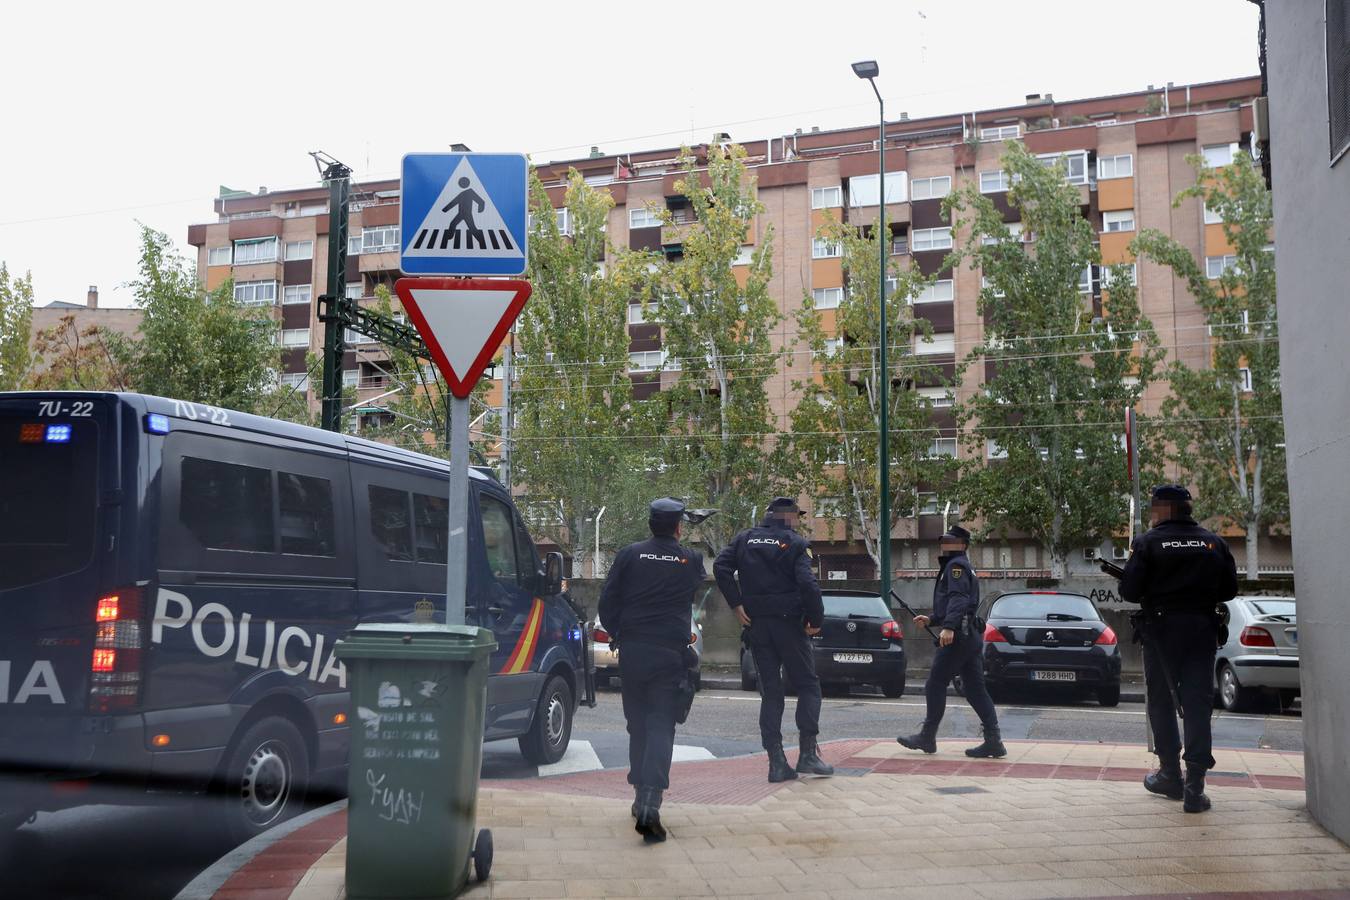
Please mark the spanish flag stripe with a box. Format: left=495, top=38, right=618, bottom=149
left=502, top=600, right=544, bottom=674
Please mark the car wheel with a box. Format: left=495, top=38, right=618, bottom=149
left=219, top=717, right=310, bottom=846
left=1278, top=689, right=1299, bottom=711
left=1217, top=662, right=1256, bottom=713
left=472, top=828, right=493, bottom=883
left=881, top=679, right=905, bottom=699
left=1097, top=684, right=1121, bottom=707
left=952, top=675, right=965, bottom=697
left=519, top=675, right=574, bottom=765
left=740, top=651, right=758, bottom=692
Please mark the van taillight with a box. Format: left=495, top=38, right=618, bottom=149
left=89, top=587, right=144, bottom=713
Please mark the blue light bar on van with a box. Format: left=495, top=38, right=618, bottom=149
left=145, top=414, right=171, bottom=435
left=45, top=424, right=72, bottom=443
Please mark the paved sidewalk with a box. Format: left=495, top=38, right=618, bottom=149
left=204, top=740, right=1350, bottom=900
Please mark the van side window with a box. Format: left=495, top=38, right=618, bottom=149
left=479, top=494, right=519, bottom=585
left=414, top=493, right=449, bottom=564
left=369, top=485, right=413, bottom=562
left=514, top=515, right=538, bottom=579
left=279, top=473, right=336, bottom=557
left=182, top=457, right=274, bottom=552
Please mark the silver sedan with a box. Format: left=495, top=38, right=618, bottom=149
left=1214, top=596, right=1298, bottom=711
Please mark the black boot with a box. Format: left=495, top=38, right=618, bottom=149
left=795, top=736, right=834, bottom=776
left=1143, top=757, right=1184, bottom=801
left=634, top=787, right=667, bottom=843
left=897, top=723, right=938, bottom=754
left=964, top=725, right=1007, bottom=759
left=767, top=744, right=798, bottom=783
left=1183, top=765, right=1211, bottom=814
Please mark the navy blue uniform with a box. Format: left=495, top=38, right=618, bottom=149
left=714, top=521, right=824, bottom=749
left=599, top=536, right=703, bottom=791
left=1121, top=517, right=1238, bottom=771
left=924, top=552, right=998, bottom=732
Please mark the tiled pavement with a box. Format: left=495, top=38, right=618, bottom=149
left=201, top=740, right=1350, bottom=900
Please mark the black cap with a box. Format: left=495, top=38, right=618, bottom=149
left=1151, top=484, right=1192, bottom=504
left=942, top=524, right=971, bottom=543
left=767, top=497, right=800, bottom=514
left=649, top=497, right=686, bottom=528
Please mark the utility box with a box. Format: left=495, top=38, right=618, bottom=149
left=336, top=623, right=497, bottom=899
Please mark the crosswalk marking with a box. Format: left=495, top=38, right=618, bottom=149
left=671, top=745, right=716, bottom=762
left=537, top=739, right=604, bottom=777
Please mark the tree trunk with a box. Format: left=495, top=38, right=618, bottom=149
left=1049, top=550, right=1066, bottom=580
left=1244, top=518, right=1260, bottom=583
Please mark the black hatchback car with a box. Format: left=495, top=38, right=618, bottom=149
left=740, top=591, right=906, bottom=697
left=980, top=591, right=1122, bottom=706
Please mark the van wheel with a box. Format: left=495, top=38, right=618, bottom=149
left=220, top=717, right=310, bottom=845
left=520, top=675, right=573, bottom=765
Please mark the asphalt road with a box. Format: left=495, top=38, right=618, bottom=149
left=0, top=689, right=1302, bottom=899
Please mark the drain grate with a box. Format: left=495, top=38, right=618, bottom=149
left=932, top=785, right=989, bottom=795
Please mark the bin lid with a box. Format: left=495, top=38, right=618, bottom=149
left=334, top=623, right=498, bottom=661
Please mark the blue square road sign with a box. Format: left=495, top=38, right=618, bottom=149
left=400, top=152, right=529, bottom=276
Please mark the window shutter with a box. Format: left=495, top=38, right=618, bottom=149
left=1329, top=0, right=1350, bottom=161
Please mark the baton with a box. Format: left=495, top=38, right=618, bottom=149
left=889, top=589, right=941, bottom=642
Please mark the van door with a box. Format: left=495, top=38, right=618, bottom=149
left=473, top=488, right=544, bottom=737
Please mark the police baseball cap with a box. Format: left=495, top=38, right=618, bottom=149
left=942, top=524, right=972, bottom=543
left=649, top=497, right=687, bottom=528
left=1151, top=484, right=1192, bottom=504
left=767, top=497, right=800, bottom=513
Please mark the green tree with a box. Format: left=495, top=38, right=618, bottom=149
left=948, top=144, right=1164, bottom=576
left=512, top=170, right=652, bottom=572
left=788, top=213, right=941, bottom=571
left=1132, top=151, right=1284, bottom=581
left=650, top=144, right=784, bottom=553
left=28, top=314, right=132, bottom=391
left=0, top=263, right=34, bottom=390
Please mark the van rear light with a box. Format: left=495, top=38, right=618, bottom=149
left=1095, top=627, right=1118, bottom=646
left=881, top=620, right=904, bottom=641
left=89, top=587, right=145, bottom=713
left=592, top=627, right=612, bottom=644
left=1240, top=626, right=1276, bottom=647
left=983, top=623, right=1007, bottom=643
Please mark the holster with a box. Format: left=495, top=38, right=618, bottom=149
left=675, top=669, right=696, bottom=724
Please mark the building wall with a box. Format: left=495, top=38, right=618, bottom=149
left=28, top=305, right=143, bottom=376
left=1266, top=0, right=1350, bottom=847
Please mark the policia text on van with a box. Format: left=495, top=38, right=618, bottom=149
left=0, top=392, right=588, bottom=842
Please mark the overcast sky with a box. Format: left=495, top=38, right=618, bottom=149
left=1, top=0, right=1260, bottom=309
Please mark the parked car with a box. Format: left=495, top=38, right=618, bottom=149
left=740, top=590, right=906, bottom=698
left=1214, top=596, right=1298, bottom=711
left=591, top=606, right=705, bottom=691
left=979, top=591, right=1122, bottom=706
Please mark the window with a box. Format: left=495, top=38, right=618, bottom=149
left=1078, top=266, right=1095, bottom=294
left=181, top=458, right=274, bottom=553
left=207, top=246, right=232, bottom=266
left=913, top=280, right=954, bottom=304
left=983, top=222, right=1024, bottom=245
left=629, top=206, right=662, bottom=229
left=628, top=350, right=667, bottom=372
left=914, top=332, right=955, bottom=355
left=479, top=495, right=520, bottom=584
left=821, top=338, right=844, bottom=357
left=810, top=186, right=842, bottom=209
left=1097, top=154, right=1133, bottom=179
left=342, top=369, right=359, bottom=388
left=280, top=372, right=310, bottom=391
left=278, top=473, right=336, bottom=557
left=628, top=303, right=652, bottom=325
left=1102, top=210, right=1135, bottom=233
left=812, top=238, right=842, bottom=259
left=233, top=237, right=278, bottom=265
left=1102, top=264, right=1137, bottom=287
left=361, top=225, right=399, bottom=253
left=980, top=170, right=1011, bottom=193
left=555, top=208, right=572, bottom=236
left=1206, top=255, right=1238, bottom=279
left=345, top=328, right=376, bottom=345
left=1202, top=142, right=1240, bottom=168
left=413, top=493, right=448, bottom=564
left=283, top=284, right=312, bottom=305
left=926, top=437, right=957, bottom=458
left=348, top=235, right=363, bottom=256
left=847, top=172, right=907, bottom=207
left=916, top=494, right=959, bottom=516
left=918, top=387, right=953, bottom=408
left=986, top=439, right=1009, bottom=460
left=1203, top=204, right=1223, bottom=225
left=284, top=240, right=314, bottom=261
left=1038, top=150, right=1089, bottom=185
left=814, top=497, right=844, bottom=518
left=910, top=176, right=952, bottom=201
left=911, top=227, right=952, bottom=252
left=981, top=275, right=1005, bottom=298
left=812, top=287, right=843, bottom=309
left=369, top=486, right=413, bottom=562
left=345, top=283, right=365, bottom=300
left=234, top=280, right=277, bottom=306
left=301, top=203, right=329, bottom=216
left=980, top=124, right=1020, bottom=141
left=733, top=246, right=755, bottom=266
left=1238, top=367, right=1253, bottom=392
left=892, top=234, right=909, bottom=255
left=281, top=328, right=310, bottom=348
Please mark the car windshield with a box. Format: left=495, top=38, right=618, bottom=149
left=1246, top=599, right=1296, bottom=619
left=990, top=593, right=1101, bottom=621
left=823, top=594, right=890, bottom=618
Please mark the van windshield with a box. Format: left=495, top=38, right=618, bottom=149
left=0, top=414, right=99, bottom=591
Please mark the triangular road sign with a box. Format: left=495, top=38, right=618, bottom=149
left=394, top=277, right=532, bottom=399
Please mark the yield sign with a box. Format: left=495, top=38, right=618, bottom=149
left=394, top=277, right=532, bottom=399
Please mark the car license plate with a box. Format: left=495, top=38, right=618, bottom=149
left=1031, top=670, right=1076, bottom=682
left=833, top=653, right=872, bottom=664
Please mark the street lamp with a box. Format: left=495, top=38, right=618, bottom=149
left=852, top=59, right=891, bottom=604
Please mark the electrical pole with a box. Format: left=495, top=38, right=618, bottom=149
left=314, top=152, right=352, bottom=433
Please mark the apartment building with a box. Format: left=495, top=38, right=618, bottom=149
left=188, top=74, right=1288, bottom=577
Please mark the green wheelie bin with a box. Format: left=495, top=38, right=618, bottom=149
left=335, top=623, right=498, bottom=899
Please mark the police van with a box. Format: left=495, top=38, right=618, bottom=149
left=0, top=391, right=589, bottom=842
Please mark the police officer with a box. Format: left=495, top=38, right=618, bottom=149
left=713, top=497, right=834, bottom=782
left=897, top=525, right=1006, bottom=758
left=598, top=497, right=704, bottom=843
left=1121, top=485, right=1237, bottom=814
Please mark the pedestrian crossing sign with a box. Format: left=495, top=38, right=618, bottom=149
left=400, top=152, right=529, bottom=276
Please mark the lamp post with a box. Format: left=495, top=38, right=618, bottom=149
left=852, top=59, right=891, bottom=603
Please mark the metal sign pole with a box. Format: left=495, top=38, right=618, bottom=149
left=446, top=395, right=471, bottom=626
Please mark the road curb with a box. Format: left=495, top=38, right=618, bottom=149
left=173, top=799, right=347, bottom=900
left=698, top=676, right=1146, bottom=704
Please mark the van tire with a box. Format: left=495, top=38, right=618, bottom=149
left=219, top=717, right=310, bottom=845
left=519, top=675, right=573, bottom=766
